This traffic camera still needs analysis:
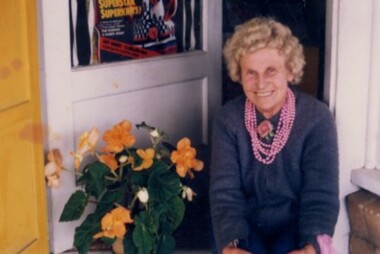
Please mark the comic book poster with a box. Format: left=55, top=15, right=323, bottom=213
left=92, top=0, right=176, bottom=63
left=70, top=0, right=201, bottom=66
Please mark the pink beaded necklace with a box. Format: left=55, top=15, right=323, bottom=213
left=244, top=88, right=296, bottom=164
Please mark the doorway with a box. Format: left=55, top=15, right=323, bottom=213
left=44, top=0, right=222, bottom=253
left=222, top=0, right=326, bottom=103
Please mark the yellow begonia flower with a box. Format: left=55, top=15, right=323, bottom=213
left=70, top=152, right=83, bottom=171
left=103, top=120, right=136, bottom=153
left=70, top=127, right=99, bottom=170
left=44, top=161, right=60, bottom=176
left=93, top=206, right=134, bottom=239
left=100, top=153, right=118, bottom=171
left=133, top=148, right=155, bottom=171
left=78, top=127, right=99, bottom=155
left=47, top=149, right=63, bottom=167
left=170, top=138, right=204, bottom=178
left=111, top=207, right=134, bottom=223
left=112, top=237, right=124, bottom=254
left=44, top=149, right=63, bottom=188
left=46, top=174, right=61, bottom=189
left=93, top=213, right=123, bottom=239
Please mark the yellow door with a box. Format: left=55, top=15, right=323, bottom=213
left=0, top=1, right=49, bottom=253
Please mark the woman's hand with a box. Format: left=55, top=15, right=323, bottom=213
left=222, top=245, right=252, bottom=254
left=288, top=244, right=316, bottom=254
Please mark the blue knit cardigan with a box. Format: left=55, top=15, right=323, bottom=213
left=209, top=88, right=339, bottom=253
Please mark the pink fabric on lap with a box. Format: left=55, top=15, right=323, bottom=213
left=317, top=235, right=337, bottom=254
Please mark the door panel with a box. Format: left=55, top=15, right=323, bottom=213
left=72, top=79, right=205, bottom=146
left=0, top=1, right=30, bottom=111
left=0, top=0, right=49, bottom=253
left=41, top=0, right=221, bottom=252
left=0, top=121, right=38, bottom=253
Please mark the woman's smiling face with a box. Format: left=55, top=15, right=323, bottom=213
left=240, top=47, right=294, bottom=119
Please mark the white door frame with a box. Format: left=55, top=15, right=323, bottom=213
left=324, top=1, right=380, bottom=253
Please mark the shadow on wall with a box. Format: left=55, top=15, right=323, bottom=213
left=173, top=145, right=215, bottom=253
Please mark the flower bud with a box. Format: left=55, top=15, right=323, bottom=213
left=137, top=188, right=149, bottom=203
left=119, top=155, right=128, bottom=164
left=149, top=128, right=160, bottom=138
left=182, top=186, right=196, bottom=201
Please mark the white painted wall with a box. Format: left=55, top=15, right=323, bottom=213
left=326, top=0, right=380, bottom=253
left=38, top=0, right=221, bottom=253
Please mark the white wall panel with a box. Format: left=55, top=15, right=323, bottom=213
left=71, top=52, right=208, bottom=102
left=365, top=0, right=380, bottom=169
left=335, top=0, right=372, bottom=170
left=72, top=80, right=205, bottom=148
left=330, top=0, right=380, bottom=253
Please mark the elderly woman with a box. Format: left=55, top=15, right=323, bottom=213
left=210, top=17, right=339, bottom=254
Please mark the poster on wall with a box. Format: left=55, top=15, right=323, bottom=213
left=70, top=0, right=201, bottom=66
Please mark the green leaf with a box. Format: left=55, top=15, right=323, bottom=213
left=150, top=201, right=169, bottom=220
left=76, top=172, right=89, bottom=186
left=71, top=189, right=124, bottom=254
left=95, top=189, right=123, bottom=216
left=162, top=141, right=175, bottom=152
left=59, top=190, right=88, bottom=222
left=148, top=162, right=181, bottom=202
left=100, top=236, right=116, bottom=245
left=73, top=214, right=100, bottom=254
left=156, top=234, right=176, bottom=254
left=135, top=121, right=155, bottom=132
left=138, top=211, right=159, bottom=235
left=166, top=196, right=185, bottom=230
left=132, top=212, right=157, bottom=254
left=84, top=162, right=110, bottom=198
left=129, top=170, right=149, bottom=187
left=129, top=149, right=143, bottom=170
left=124, top=230, right=138, bottom=254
